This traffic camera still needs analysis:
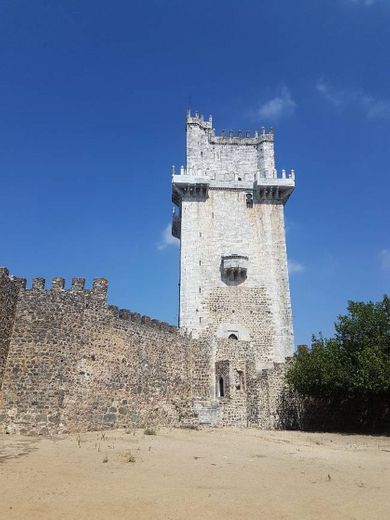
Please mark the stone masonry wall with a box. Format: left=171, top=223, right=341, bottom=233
left=186, top=112, right=275, bottom=180
left=213, top=338, right=252, bottom=427
left=256, top=362, right=290, bottom=429
left=0, top=268, right=21, bottom=385
left=0, top=274, right=211, bottom=435
left=212, top=337, right=289, bottom=428
left=180, top=189, right=294, bottom=366
left=0, top=269, right=293, bottom=434
left=179, top=113, right=294, bottom=366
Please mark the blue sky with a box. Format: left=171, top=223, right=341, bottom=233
left=0, top=0, right=389, bottom=345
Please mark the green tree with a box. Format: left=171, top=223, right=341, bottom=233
left=287, top=296, right=390, bottom=428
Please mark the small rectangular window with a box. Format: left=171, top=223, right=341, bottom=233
left=236, top=370, right=245, bottom=392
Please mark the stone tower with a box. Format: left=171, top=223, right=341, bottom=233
left=172, top=111, right=295, bottom=369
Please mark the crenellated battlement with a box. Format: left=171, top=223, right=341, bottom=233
left=171, top=166, right=295, bottom=181
left=0, top=267, right=109, bottom=301
left=186, top=109, right=213, bottom=129
left=210, top=126, right=273, bottom=145
left=184, top=111, right=279, bottom=185
left=108, top=305, right=179, bottom=334
left=0, top=267, right=27, bottom=290
left=1, top=267, right=179, bottom=335
left=186, top=109, right=274, bottom=144
left=26, top=276, right=108, bottom=297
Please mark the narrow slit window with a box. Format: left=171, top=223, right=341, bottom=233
left=218, top=377, right=225, bottom=398
left=236, top=370, right=245, bottom=391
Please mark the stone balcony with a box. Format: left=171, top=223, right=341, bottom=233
left=254, top=169, right=295, bottom=203
left=172, top=171, right=209, bottom=206
left=221, top=255, right=248, bottom=283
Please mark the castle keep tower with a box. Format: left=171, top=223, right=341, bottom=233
left=172, top=111, right=295, bottom=369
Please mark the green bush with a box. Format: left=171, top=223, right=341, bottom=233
left=287, top=296, right=390, bottom=430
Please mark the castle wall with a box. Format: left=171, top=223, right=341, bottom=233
left=0, top=276, right=211, bottom=435
left=0, top=113, right=297, bottom=435
left=214, top=338, right=252, bottom=426
left=180, top=189, right=294, bottom=367
left=212, top=339, right=291, bottom=428
left=256, top=362, right=289, bottom=429
left=0, top=268, right=21, bottom=385
left=0, top=269, right=294, bottom=434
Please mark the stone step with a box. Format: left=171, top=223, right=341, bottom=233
left=193, top=400, right=222, bottom=426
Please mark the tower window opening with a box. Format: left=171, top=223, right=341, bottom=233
left=228, top=333, right=238, bottom=341
left=236, top=370, right=245, bottom=391
left=218, top=377, right=225, bottom=398
left=246, top=193, right=253, bottom=208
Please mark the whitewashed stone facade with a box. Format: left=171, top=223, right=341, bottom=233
left=172, top=111, right=295, bottom=365
left=172, top=111, right=295, bottom=422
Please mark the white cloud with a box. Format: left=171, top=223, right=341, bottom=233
left=316, top=79, right=390, bottom=119
left=316, top=80, right=344, bottom=107
left=157, top=223, right=179, bottom=251
left=380, top=249, right=390, bottom=270
left=258, top=87, right=296, bottom=121
left=288, top=260, right=305, bottom=275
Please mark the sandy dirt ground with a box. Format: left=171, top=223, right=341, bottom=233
left=0, top=428, right=389, bottom=520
